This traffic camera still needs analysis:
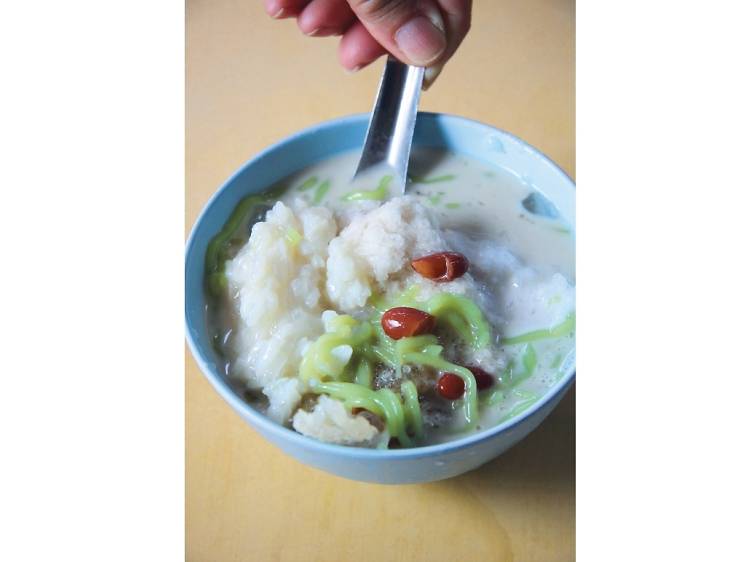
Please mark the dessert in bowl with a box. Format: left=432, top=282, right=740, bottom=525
left=186, top=113, right=575, bottom=483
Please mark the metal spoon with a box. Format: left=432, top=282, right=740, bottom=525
left=352, top=57, right=425, bottom=194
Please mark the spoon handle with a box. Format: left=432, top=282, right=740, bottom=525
left=353, top=57, right=425, bottom=194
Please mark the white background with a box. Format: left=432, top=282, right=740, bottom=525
left=1, top=1, right=749, bottom=560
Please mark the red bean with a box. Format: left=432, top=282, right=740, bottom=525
left=437, top=367, right=495, bottom=400
left=411, top=252, right=469, bottom=282
left=437, top=373, right=465, bottom=400
left=381, top=307, right=436, bottom=340
left=467, top=366, right=495, bottom=391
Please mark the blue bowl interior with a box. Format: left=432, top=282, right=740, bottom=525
left=186, top=112, right=574, bottom=462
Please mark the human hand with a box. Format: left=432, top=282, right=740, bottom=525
left=263, top=1, right=472, bottom=87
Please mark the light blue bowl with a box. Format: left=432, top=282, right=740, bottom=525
left=186, top=113, right=575, bottom=484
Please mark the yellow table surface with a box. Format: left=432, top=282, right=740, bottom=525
left=187, top=1, right=575, bottom=560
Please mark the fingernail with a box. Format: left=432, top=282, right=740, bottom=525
left=346, top=65, right=362, bottom=74
left=423, top=64, right=444, bottom=90
left=423, top=5, right=446, bottom=34
left=395, top=15, right=447, bottom=66
left=271, top=7, right=286, bottom=19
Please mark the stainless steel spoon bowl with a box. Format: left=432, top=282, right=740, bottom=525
left=352, top=57, right=425, bottom=194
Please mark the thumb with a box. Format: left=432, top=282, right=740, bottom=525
left=345, top=0, right=447, bottom=66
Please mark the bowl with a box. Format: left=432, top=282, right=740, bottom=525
left=186, top=112, right=575, bottom=484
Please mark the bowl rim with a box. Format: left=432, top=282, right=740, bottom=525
left=186, top=111, right=575, bottom=460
